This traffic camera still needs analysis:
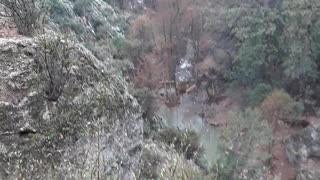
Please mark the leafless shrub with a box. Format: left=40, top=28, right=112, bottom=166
left=0, top=0, right=43, bottom=36
left=36, top=35, right=75, bottom=101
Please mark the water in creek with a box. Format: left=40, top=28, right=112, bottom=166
left=159, top=38, right=222, bottom=166
left=158, top=94, right=222, bottom=166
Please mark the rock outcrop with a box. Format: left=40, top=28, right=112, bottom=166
left=286, top=123, right=320, bottom=180
left=0, top=37, right=143, bottom=179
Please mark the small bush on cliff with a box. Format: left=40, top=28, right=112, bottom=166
left=132, top=88, right=157, bottom=121
left=157, top=128, right=203, bottom=160
left=49, top=0, right=70, bottom=27
left=0, top=0, right=42, bottom=36
left=139, top=149, right=160, bottom=179
left=130, top=88, right=161, bottom=138
left=73, top=0, right=92, bottom=17
left=36, top=35, right=75, bottom=102
left=261, top=89, right=304, bottom=125
left=112, top=34, right=129, bottom=57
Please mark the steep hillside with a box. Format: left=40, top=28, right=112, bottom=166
left=0, top=0, right=212, bottom=179
left=3, top=0, right=320, bottom=179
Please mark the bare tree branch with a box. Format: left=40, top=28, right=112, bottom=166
left=1, top=0, right=42, bottom=36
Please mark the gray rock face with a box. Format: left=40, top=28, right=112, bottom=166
left=286, top=124, right=320, bottom=180
left=0, top=37, right=143, bottom=179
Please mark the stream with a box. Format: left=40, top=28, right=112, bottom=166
left=157, top=38, right=222, bottom=167
left=158, top=94, right=222, bottom=166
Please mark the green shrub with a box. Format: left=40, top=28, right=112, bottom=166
left=261, top=89, right=304, bottom=124
left=69, top=20, right=86, bottom=35
left=214, top=149, right=238, bottom=180
left=139, top=149, right=160, bottom=179
left=113, top=17, right=129, bottom=34
left=157, top=128, right=203, bottom=160
left=112, top=35, right=127, bottom=49
left=50, top=0, right=71, bottom=20
left=90, top=16, right=105, bottom=31
left=223, top=108, right=272, bottom=179
left=84, top=40, right=111, bottom=60
left=131, top=88, right=157, bottom=121
left=73, top=0, right=92, bottom=16
left=130, top=88, right=161, bottom=138
left=49, top=0, right=71, bottom=28
left=94, top=24, right=112, bottom=40
left=49, top=0, right=85, bottom=35
left=112, top=34, right=129, bottom=57
left=247, top=83, right=272, bottom=106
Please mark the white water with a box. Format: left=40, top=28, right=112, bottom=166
left=175, top=39, right=194, bottom=83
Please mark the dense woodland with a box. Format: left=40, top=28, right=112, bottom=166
left=1, top=0, right=320, bottom=179
left=129, top=0, right=320, bottom=106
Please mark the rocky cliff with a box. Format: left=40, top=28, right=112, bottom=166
left=0, top=36, right=207, bottom=179
left=0, top=37, right=143, bottom=179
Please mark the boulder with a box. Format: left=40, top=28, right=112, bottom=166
left=286, top=123, right=320, bottom=180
